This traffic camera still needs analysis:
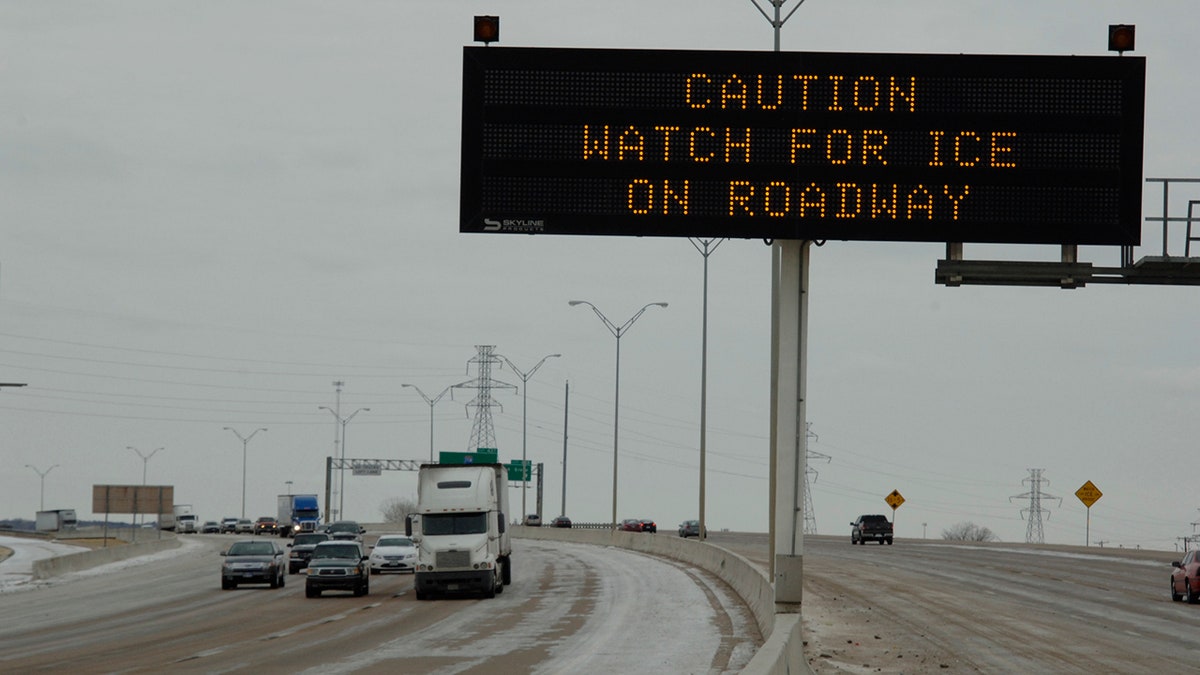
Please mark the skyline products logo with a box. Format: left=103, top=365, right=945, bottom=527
left=483, top=217, right=546, bottom=233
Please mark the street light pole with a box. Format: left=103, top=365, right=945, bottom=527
left=222, top=428, right=266, bottom=519
left=25, top=463, right=59, bottom=511
left=127, top=445, right=163, bottom=527
left=319, top=406, right=369, bottom=520
left=499, top=353, right=561, bottom=523
left=402, top=384, right=454, bottom=462
left=127, top=445, right=164, bottom=485
left=569, top=300, right=667, bottom=530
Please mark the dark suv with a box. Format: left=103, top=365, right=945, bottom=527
left=287, top=532, right=330, bottom=574
left=305, top=541, right=369, bottom=597
left=324, top=520, right=365, bottom=541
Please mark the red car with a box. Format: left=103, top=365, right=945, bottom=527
left=619, top=518, right=643, bottom=532
left=1171, top=549, right=1200, bottom=602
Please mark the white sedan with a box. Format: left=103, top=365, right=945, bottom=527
left=368, top=534, right=417, bottom=575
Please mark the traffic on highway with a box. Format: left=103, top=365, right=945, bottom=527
left=0, top=530, right=760, bottom=672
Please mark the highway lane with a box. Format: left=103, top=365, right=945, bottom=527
left=713, top=532, right=1192, bottom=673
left=0, top=534, right=759, bottom=673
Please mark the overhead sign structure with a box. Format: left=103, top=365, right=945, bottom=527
left=1075, top=480, right=1103, bottom=508
left=885, top=489, right=905, bottom=510
left=506, top=459, right=531, bottom=482
left=351, top=460, right=383, bottom=476
left=461, top=46, right=1145, bottom=245
left=439, top=450, right=498, bottom=465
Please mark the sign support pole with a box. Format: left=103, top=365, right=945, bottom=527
left=773, top=239, right=807, bottom=610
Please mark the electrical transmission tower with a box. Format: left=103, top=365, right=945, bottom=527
left=802, top=423, right=829, bottom=535
left=453, top=346, right=516, bottom=452
left=1010, top=468, right=1061, bottom=544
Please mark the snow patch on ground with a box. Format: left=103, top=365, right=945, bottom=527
left=0, top=534, right=202, bottom=593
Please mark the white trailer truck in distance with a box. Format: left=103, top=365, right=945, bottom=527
left=408, top=463, right=511, bottom=599
left=174, top=504, right=197, bottom=533
left=35, top=509, right=78, bottom=532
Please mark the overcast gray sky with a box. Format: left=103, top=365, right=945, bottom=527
left=3, top=1, right=1199, bottom=549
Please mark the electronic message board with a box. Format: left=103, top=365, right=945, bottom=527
left=460, top=47, right=1145, bottom=245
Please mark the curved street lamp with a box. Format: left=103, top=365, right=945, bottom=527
left=127, top=445, right=164, bottom=485
left=222, top=428, right=266, bottom=519
left=498, top=353, right=561, bottom=523
left=319, top=406, right=369, bottom=520
left=26, top=463, right=59, bottom=512
left=127, top=445, right=164, bottom=527
left=569, top=300, right=667, bottom=530
left=402, top=384, right=455, bottom=462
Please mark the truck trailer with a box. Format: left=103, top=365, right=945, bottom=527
left=35, top=509, right=78, bottom=532
left=277, top=494, right=320, bottom=537
left=407, top=463, right=511, bottom=599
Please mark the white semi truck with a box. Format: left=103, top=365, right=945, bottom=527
left=35, top=509, right=78, bottom=532
left=174, top=504, right=197, bottom=533
left=407, top=463, right=511, bottom=599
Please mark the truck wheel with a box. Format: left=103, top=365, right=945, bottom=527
left=483, top=571, right=498, bottom=598
left=501, top=558, right=512, bottom=585
left=221, top=580, right=234, bottom=590
left=886, top=538, right=893, bottom=545
left=306, top=587, right=320, bottom=598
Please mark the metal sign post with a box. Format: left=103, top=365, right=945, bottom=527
left=1075, top=481, right=1103, bottom=547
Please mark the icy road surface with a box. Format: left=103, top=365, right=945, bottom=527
left=0, top=535, right=760, bottom=672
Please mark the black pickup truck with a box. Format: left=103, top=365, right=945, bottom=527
left=851, top=514, right=894, bottom=545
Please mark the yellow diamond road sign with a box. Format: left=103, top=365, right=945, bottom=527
left=885, top=489, right=905, bottom=510
left=1075, top=480, right=1102, bottom=508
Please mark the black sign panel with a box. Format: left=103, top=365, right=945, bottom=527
left=461, top=47, right=1145, bottom=245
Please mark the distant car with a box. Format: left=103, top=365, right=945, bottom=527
left=221, top=517, right=239, bottom=534
left=201, top=521, right=221, bottom=534
left=305, top=541, right=369, bottom=597
left=524, top=514, right=541, bottom=526
left=678, top=519, right=706, bottom=538
left=550, top=515, right=572, bottom=528
left=368, top=534, right=417, bottom=575
left=851, top=514, right=893, bottom=545
left=235, top=519, right=254, bottom=534
left=619, top=519, right=643, bottom=532
left=286, top=532, right=330, bottom=574
left=639, top=519, right=657, bottom=534
left=1172, top=550, right=1200, bottom=602
left=323, top=520, right=365, bottom=541
left=221, top=540, right=286, bottom=589
left=254, top=517, right=278, bottom=535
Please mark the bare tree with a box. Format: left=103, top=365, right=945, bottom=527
left=941, top=521, right=998, bottom=542
left=380, top=496, right=418, bottom=524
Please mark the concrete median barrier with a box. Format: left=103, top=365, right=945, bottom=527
left=32, top=535, right=181, bottom=580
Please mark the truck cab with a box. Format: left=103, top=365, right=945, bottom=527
left=407, top=463, right=511, bottom=600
